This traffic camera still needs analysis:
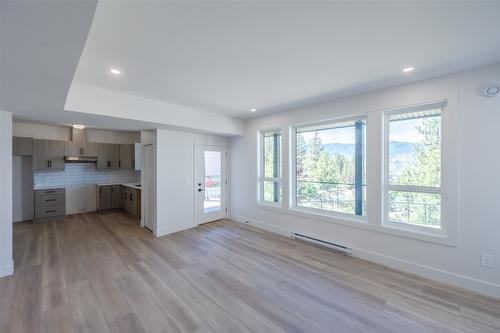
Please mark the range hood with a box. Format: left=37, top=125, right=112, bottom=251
left=64, top=156, right=97, bottom=163
left=64, top=128, right=98, bottom=163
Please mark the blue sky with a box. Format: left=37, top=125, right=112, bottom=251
left=300, top=118, right=425, bottom=144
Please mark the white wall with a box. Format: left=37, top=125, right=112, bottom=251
left=13, top=121, right=140, bottom=143
left=142, top=129, right=228, bottom=237
left=66, top=83, right=245, bottom=136
left=229, top=63, right=500, bottom=298
left=0, top=111, right=13, bottom=278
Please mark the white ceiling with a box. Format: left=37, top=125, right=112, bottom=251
left=2, top=1, right=500, bottom=133
left=73, top=1, right=500, bottom=119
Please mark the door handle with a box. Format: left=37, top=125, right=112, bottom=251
left=198, top=188, right=205, bottom=192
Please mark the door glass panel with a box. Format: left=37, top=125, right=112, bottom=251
left=204, top=151, right=221, bottom=213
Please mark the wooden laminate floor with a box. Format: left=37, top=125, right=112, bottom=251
left=1, top=211, right=500, bottom=333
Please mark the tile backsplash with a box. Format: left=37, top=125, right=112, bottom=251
left=34, top=163, right=140, bottom=188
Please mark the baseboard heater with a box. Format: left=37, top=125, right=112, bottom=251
left=291, top=232, right=353, bottom=256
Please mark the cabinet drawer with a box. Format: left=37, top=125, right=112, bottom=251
left=35, top=194, right=65, bottom=207
left=35, top=188, right=65, bottom=196
left=35, top=205, right=65, bottom=219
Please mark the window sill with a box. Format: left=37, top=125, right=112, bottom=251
left=254, top=203, right=457, bottom=247
left=256, top=201, right=283, bottom=209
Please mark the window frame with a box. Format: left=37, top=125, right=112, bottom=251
left=382, top=102, right=446, bottom=235
left=290, top=115, right=367, bottom=221
left=258, top=129, right=282, bottom=206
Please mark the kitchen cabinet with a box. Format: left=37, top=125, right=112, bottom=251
left=97, top=143, right=120, bottom=169
left=119, top=144, right=134, bottom=169
left=34, top=188, right=66, bottom=221
left=111, top=185, right=122, bottom=209
left=98, top=186, right=112, bottom=210
left=98, top=185, right=124, bottom=211
left=33, top=139, right=65, bottom=170
left=65, top=141, right=97, bottom=157
left=123, top=186, right=141, bottom=217
left=13, top=137, right=33, bottom=156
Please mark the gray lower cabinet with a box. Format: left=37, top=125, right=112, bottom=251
left=33, top=139, right=65, bottom=170
left=98, top=186, right=112, bottom=210
left=111, top=185, right=122, bottom=209
left=123, top=187, right=140, bottom=217
left=13, top=137, right=33, bottom=155
left=34, top=188, right=66, bottom=220
left=97, top=185, right=140, bottom=217
left=98, top=185, right=123, bottom=211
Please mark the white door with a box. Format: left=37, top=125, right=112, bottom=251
left=195, top=145, right=227, bottom=224
left=143, top=144, right=155, bottom=232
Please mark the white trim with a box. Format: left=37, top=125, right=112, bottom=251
left=194, top=144, right=229, bottom=225
left=290, top=115, right=368, bottom=217
left=257, top=128, right=283, bottom=206
left=156, top=222, right=196, bottom=238
left=255, top=202, right=456, bottom=246
left=0, top=260, right=14, bottom=278
left=230, top=215, right=500, bottom=300
left=382, top=102, right=448, bottom=237
left=356, top=248, right=500, bottom=300
left=230, top=214, right=290, bottom=237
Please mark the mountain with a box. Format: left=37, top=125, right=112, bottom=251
left=320, top=141, right=414, bottom=157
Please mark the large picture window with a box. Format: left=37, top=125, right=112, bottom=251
left=260, top=130, right=282, bottom=203
left=294, top=117, right=366, bottom=216
left=384, top=104, right=443, bottom=229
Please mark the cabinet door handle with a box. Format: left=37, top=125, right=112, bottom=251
left=45, top=199, right=56, bottom=202
left=45, top=210, right=56, bottom=213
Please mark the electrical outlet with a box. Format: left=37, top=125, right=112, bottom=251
left=480, top=253, right=494, bottom=268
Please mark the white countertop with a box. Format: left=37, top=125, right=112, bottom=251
left=34, top=185, right=66, bottom=190
left=35, top=183, right=141, bottom=190
left=97, top=183, right=141, bottom=190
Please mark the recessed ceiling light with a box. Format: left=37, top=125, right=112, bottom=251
left=110, top=68, right=121, bottom=75
left=250, top=108, right=257, bottom=112
left=403, top=67, right=414, bottom=73
left=73, top=124, right=86, bottom=130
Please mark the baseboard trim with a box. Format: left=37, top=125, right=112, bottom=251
left=230, top=215, right=290, bottom=237
left=229, top=214, right=500, bottom=300
left=156, top=222, right=196, bottom=238
left=0, top=260, right=14, bottom=278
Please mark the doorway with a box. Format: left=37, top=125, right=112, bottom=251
left=195, top=145, right=227, bottom=224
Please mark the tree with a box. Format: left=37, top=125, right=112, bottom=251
left=392, top=117, right=441, bottom=226
left=296, top=134, right=307, bottom=177
left=296, top=131, right=357, bottom=213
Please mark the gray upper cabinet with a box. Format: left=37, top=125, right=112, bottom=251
left=13, top=137, right=33, bottom=156
left=119, top=144, right=134, bottom=169
left=85, top=142, right=98, bottom=156
left=33, top=139, right=65, bottom=170
left=65, top=141, right=98, bottom=157
left=97, top=143, right=120, bottom=169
